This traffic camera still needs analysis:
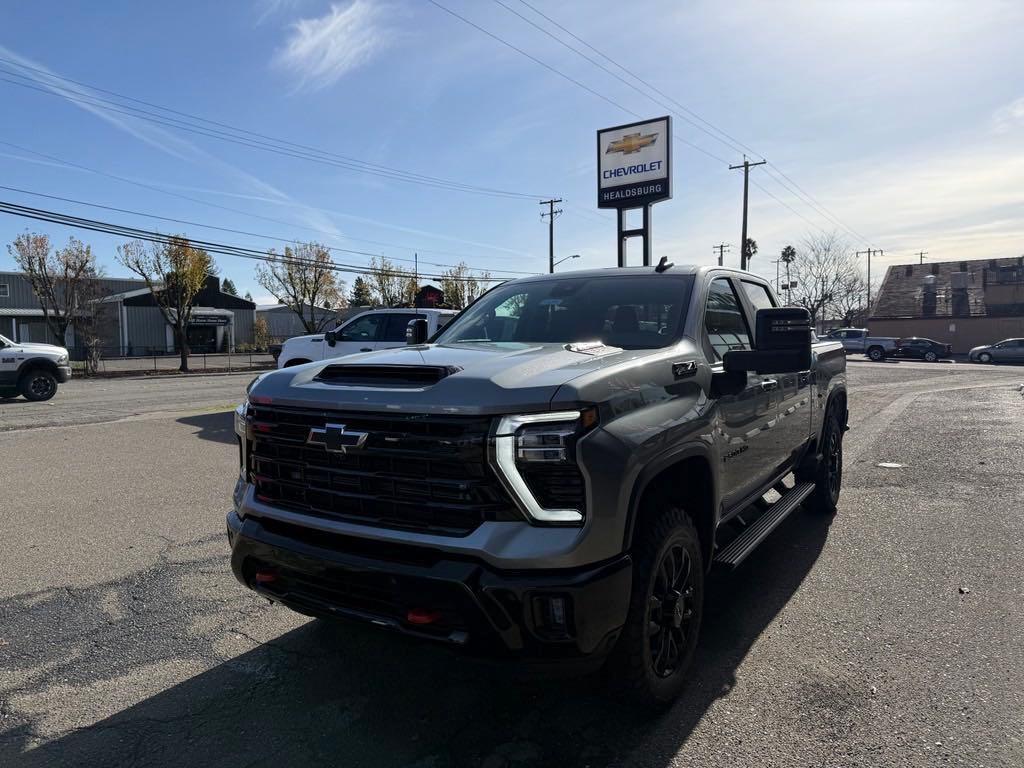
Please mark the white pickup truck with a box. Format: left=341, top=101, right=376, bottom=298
left=0, top=333, right=72, bottom=401
left=820, top=327, right=899, bottom=361
left=277, top=308, right=458, bottom=369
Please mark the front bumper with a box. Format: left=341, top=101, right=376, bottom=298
left=56, top=366, right=72, bottom=383
left=227, top=510, right=631, bottom=659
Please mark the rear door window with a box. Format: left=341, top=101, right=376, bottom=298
left=741, top=281, right=776, bottom=312
left=380, top=313, right=425, bottom=342
left=704, top=278, right=752, bottom=360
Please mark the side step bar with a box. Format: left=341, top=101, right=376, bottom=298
left=714, top=482, right=816, bottom=568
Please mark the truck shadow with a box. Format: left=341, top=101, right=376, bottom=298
left=177, top=410, right=237, bottom=445
left=2, top=510, right=831, bottom=768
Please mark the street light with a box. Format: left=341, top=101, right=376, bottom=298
left=553, top=253, right=580, bottom=270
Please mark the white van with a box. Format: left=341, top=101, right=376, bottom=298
left=277, top=308, right=458, bottom=369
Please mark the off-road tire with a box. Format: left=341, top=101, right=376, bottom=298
left=867, top=346, right=885, bottom=361
left=802, top=407, right=843, bottom=515
left=605, top=506, right=704, bottom=707
left=19, top=369, right=58, bottom=402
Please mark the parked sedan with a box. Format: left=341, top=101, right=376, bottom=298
left=968, top=338, right=1024, bottom=364
left=891, top=337, right=952, bottom=362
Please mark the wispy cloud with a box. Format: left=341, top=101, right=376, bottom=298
left=274, top=1, right=391, bottom=91
left=256, top=0, right=304, bottom=26
left=992, top=96, right=1024, bottom=134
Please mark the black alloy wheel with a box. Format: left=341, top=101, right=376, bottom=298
left=21, top=370, right=58, bottom=402
left=647, top=543, right=697, bottom=678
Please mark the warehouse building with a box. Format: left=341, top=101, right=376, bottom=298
left=100, top=276, right=255, bottom=354
left=869, top=256, right=1024, bottom=353
left=255, top=303, right=343, bottom=341
left=0, top=271, right=255, bottom=355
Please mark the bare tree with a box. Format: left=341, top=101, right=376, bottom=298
left=788, top=232, right=863, bottom=328
left=256, top=242, right=343, bottom=333
left=117, top=236, right=216, bottom=372
left=366, top=256, right=405, bottom=307
left=439, top=262, right=494, bottom=309
left=7, top=233, right=102, bottom=345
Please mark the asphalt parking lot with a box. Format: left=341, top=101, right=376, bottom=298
left=2, top=361, right=1023, bottom=767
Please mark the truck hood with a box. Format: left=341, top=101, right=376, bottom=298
left=249, top=341, right=670, bottom=415
left=11, top=342, right=68, bottom=357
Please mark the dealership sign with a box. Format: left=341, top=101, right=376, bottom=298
left=597, top=116, right=672, bottom=209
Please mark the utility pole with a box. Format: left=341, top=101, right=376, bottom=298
left=916, top=250, right=929, bottom=265
left=539, top=198, right=563, bottom=274
left=856, top=248, right=882, bottom=317
left=713, top=243, right=730, bottom=266
left=729, top=156, right=767, bottom=270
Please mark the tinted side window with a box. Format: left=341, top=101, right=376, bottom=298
left=705, top=278, right=752, bottom=360
left=381, top=313, right=425, bottom=342
left=340, top=314, right=385, bottom=341
left=741, top=281, right=776, bottom=312
left=848, top=330, right=865, bottom=339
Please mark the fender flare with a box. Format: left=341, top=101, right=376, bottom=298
left=17, top=357, right=61, bottom=380
left=622, top=441, right=717, bottom=553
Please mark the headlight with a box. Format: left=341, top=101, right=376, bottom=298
left=234, top=401, right=248, bottom=437
left=492, top=409, right=597, bottom=524
left=57, top=354, right=68, bottom=365
left=235, top=402, right=249, bottom=480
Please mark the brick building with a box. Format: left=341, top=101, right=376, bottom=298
left=868, top=256, right=1024, bottom=353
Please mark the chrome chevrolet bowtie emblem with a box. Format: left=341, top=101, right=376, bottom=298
left=307, top=423, right=369, bottom=454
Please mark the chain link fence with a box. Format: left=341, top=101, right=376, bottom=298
left=67, top=345, right=276, bottom=376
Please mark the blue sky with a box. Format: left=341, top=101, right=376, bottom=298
left=1, top=0, right=1022, bottom=302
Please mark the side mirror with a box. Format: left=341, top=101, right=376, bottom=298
left=406, top=318, right=429, bottom=345
left=324, top=330, right=337, bottom=347
left=724, top=307, right=812, bottom=374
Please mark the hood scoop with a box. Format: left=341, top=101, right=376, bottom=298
left=315, top=364, right=462, bottom=388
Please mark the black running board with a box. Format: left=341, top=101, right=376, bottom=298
left=714, top=482, right=815, bottom=568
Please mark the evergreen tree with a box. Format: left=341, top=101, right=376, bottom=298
left=349, top=276, right=374, bottom=306
left=221, top=277, right=238, bottom=295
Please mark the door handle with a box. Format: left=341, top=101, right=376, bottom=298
left=760, top=379, right=778, bottom=391
left=360, top=347, right=373, bottom=352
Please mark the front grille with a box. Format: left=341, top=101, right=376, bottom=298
left=248, top=404, right=517, bottom=535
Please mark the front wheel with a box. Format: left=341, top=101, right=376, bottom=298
left=20, top=369, right=58, bottom=401
left=978, top=352, right=992, bottom=364
left=867, top=346, right=885, bottom=361
left=605, top=506, right=704, bottom=707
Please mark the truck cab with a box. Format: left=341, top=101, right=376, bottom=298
left=277, top=308, right=457, bottom=368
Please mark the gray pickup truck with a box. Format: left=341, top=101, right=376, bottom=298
left=228, top=265, right=847, bottom=704
left=820, top=327, right=898, bottom=360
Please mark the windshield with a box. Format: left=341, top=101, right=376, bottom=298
left=435, top=274, right=693, bottom=350
left=0, top=334, right=12, bottom=346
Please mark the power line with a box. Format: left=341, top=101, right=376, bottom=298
left=0, top=61, right=550, bottom=200
left=0, top=199, right=506, bottom=283
left=425, top=0, right=728, bottom=164
left=0, top=184, right=536, bottom=277
left=471, top=2, right=877, bottom=247
left=0, top=139, right=535, bottom=267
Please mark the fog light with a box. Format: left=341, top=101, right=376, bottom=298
left=532, top=594, right=573, bottom=640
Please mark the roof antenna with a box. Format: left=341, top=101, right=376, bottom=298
left=655, top=256, right=674, bottom=273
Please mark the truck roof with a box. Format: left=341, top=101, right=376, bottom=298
left=510, top=265, right=765, bottom=283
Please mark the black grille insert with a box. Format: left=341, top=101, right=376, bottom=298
left=248, top=404, right=516, bottom=535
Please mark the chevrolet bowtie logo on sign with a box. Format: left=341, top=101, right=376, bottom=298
left=606, top=131, right=659, bottom=155
left=307, top=423, right=369, bottom=454
left=597, top=116, right=672, bottom=209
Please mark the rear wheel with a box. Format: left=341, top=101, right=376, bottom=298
left=801, top=407, right=843, bottom=515
left=924, top=351, right=938, bottom=362
left=606, top=506, right=703, bottom=707
left=867, top=346, right=885, bottom=361
left=19, top=369, right=58, bottom=401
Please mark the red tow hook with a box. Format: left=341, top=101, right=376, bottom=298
left=406, top=608, right=441, bottom=625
